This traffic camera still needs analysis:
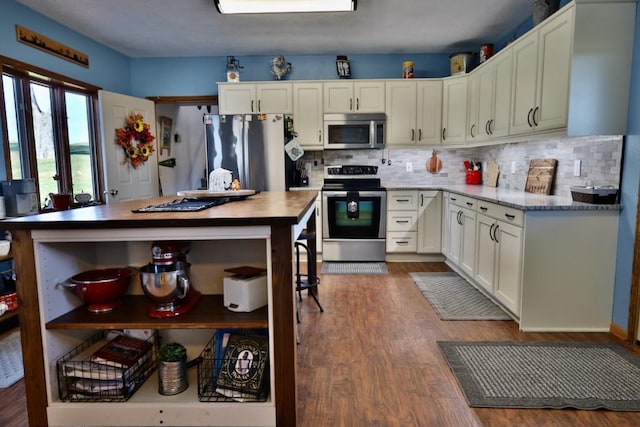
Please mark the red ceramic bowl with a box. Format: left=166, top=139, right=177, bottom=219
left=64, top=267, right=135, bottom=312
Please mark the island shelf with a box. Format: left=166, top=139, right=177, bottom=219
left=46, top=295, right=268, bottom=331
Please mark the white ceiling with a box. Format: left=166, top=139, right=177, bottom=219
left=16, top=0, right=535, bottom=58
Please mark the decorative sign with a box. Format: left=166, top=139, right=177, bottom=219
left=16, top=25, right=89, bottom=68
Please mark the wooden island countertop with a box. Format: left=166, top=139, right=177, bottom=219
left=2, top=190, right=318, bottom=427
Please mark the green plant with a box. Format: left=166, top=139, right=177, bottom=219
left=158, top=342, right=187, bottom=362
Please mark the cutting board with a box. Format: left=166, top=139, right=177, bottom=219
left=524, top=159, right=557, bottom=195
left=487, top=160, right=499, bottom=187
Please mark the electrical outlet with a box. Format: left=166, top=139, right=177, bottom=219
left=573, top=160, right=581, bottom=177
left=511, top=161, right=516, bottom=174
left=406, top=162, right=413, bottom=173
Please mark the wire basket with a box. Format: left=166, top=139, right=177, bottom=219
left=57, top=331, right=157, bottom=402
left=197, top=329, right=269, bottom=402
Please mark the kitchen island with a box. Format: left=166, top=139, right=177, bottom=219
left=3, top=191, right=317, bottom=427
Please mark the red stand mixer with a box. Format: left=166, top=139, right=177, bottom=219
left=140, top=241, right=201, bottom=318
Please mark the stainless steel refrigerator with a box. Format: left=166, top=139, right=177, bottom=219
left=203, top=114, right=286, bottom=192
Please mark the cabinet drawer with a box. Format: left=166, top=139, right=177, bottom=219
left=387, top=211, right=418, bottom=231
left=448, top=193, right=477, bottom=210
left=388, top=191, right=419, bottom=210
left=386, top=231, right=418, bottom=253
left=476, top=201, right=524, bottom=226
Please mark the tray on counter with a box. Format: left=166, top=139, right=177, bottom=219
left=176, top=189, right=256, bottom=199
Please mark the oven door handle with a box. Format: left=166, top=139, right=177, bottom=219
left=323, top=190, right=386, bottom=198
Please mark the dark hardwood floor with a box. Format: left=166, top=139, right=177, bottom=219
left=3, top=262, right=640, bottom=426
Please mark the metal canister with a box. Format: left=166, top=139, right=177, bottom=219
left=479, top=44, right=494, bottom=63
left=402, top=61, right=414, bottom=78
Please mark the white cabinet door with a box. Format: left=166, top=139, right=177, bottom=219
left=323, top=81, right=385, bottom=113
left=385, top=81, right=418, bottom=145
left=256, top=83, right=293, bottom=113
left=474, top=213, right=497, bottom=293
left=510, top=6, right=572, bottom=136
left=386, top=80, right=441, bottom=146
left=416, top=80, right=443, bottom=145
left=494, top=221, right=523, bottom=315
left=491, top=50, right=513, bottom=138
left=442, top=76, right=468, bottom=144
left=510, top=32, right=539, bottom=135
left=354, top=81, right=385, bottom=112
left=323, top=81, right=353, bottom=113
left=476, top=63, right=495, bottom=141
left=293, top=83, right=323, bottom=149
left=535, top=7, right=573, bottom=132
left=218, top=83, right=257, bottom=114
left=466, top=73, right=480, bottom=142
left=417, top=191, right=442, bottom=253
left=459, top=207, right=477, bottom=278
left=447, top=203, right=462, bottom=266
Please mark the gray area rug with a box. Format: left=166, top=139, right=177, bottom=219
left=410, top=272, right=511, bottom=320
left=0, top=331, right=23, bottom=388
left=321, top=262, right=388, bottom=275
left=438, top=341, right=640, bottom=411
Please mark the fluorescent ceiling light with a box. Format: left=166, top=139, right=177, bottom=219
left=214, top=0, right=357, bottom=14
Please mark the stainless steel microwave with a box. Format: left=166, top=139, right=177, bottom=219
left=323, top=113, right=385, bottom=149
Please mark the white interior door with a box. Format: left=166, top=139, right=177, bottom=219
left=98, top=90, right=159, bottom=203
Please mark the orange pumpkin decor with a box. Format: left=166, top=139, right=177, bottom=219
left=426, top=150, right=442, bottom=173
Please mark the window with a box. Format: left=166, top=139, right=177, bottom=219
left=0, top=57, right=101, bottom=209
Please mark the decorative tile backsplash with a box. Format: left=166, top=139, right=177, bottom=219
left=300, top=135, right=623, bottom=198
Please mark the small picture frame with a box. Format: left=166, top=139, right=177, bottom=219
left=159, top=116, right=172, bottom=156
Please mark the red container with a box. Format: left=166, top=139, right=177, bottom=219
left=466, top=170, right=482, bottom=185
left=0, top=291, right=18, bottom=311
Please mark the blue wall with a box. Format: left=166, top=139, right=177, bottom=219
left=129, top=53, right=451, bottom=98
left=1, top=0, right=639, bottom=331
left=0, top=1, right=131, bottom=93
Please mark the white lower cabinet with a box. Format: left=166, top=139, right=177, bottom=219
left=417, top=191, right=442, bottom=253
left=445, top=194, right=476, bottom=277
left=386, top=191, right=419, bottom=253
left=475, top=202, right=524, bottom=315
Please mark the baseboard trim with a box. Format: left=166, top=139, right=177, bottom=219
left=610, top=322, right=628, bottom=342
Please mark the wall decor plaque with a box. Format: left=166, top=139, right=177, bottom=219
left=16, top=25, right=89, bottom=68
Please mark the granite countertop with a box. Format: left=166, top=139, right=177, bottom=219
left=384, top=185, right=621, bottom=211
left=289, top=183, right=620, bottom=211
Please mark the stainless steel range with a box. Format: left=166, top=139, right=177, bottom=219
left=322, top=165, right=386, bottom=262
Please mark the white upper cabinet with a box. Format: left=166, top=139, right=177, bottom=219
left=509, top=1, right=635, bottom=137
left=470, top=49, right=513, bottom=142
left=442, top=76, right=468, bottom=145
left=292, top=82, right=323, bottom=149
left=323, top=81, right=385, bottom=113
left=218, top=82, right=293, bottom=114
left=386, top=80, right=442, bottom=146
left=466, top=72, right=480, bottom=143
left=510, top=6, right=573, bottom=135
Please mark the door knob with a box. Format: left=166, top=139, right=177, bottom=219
left=103, top=189, right=119, bottom=196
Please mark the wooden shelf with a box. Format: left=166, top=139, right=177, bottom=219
left=46, top=295, right=268, bottom=330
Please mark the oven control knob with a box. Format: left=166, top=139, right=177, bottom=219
left=347, top=201, right=358, bottom=213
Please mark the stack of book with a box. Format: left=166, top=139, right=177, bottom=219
left=58, top=331, right=155, bottom=401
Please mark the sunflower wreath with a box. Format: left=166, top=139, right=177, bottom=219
left=115, top=113, right=156, bottom=168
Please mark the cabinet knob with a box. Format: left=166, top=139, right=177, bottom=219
left=532, top=107, right=539, bottom=126
left=527, top=108, right=534, bottom=127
